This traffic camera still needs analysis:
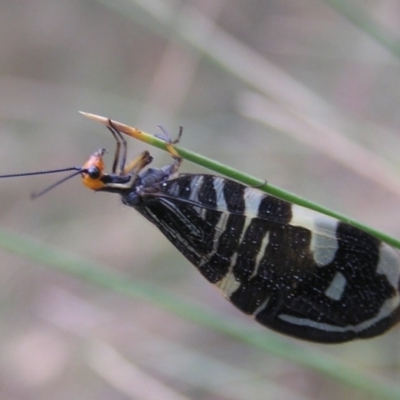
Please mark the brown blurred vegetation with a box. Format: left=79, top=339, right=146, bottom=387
left=1, top=1, right=400, bottom=399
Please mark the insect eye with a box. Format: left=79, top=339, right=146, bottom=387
left=87, top=166, right=101, bottom=180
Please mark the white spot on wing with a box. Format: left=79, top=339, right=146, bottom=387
left=212, top=189, right=264, bottom=292
left=252, top=296, right=271, bottom=316
left=377, top=244, right=400, bottom=290
left=215, top=213, right=256, bottom=296
left=324, top=272, right=346, bottom=301
left=290, top=204, right=339, bottom=267
left=188, top=175, right=204, bottom=203
left=251, top=230, right=270, bottom=279
left=243, top=187, right=264, bottom=216
left=215, top=271, right=241, bottom=297
left=213, top=177, right=227, bottom=210
left=198, top=211, right=230, bottom=267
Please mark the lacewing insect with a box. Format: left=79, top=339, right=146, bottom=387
left=1, top=115, right=400, bottom=343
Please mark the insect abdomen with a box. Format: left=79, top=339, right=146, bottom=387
left=129, top=174, right=400, bottom=343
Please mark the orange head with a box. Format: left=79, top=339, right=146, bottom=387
left=81, top=148, right=107, bottom=191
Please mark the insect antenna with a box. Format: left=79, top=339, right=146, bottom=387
left=0, top=166, right=84, bottom=199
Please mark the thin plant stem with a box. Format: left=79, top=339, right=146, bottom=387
left=81, top=112, right=400, bottom=250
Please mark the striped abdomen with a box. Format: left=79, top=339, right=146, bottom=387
left=123, top=174, right=400, bottom=343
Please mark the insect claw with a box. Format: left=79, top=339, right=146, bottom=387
left=155, top=125, right=182, bottom=145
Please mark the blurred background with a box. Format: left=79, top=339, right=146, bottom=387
left=1, top=0, right=400, bottom=399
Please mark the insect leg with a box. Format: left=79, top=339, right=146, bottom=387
left=107, top=119, right=128, bottom=175
left=156, top=126, right=183, bottom=176
left=123, top=151, right=152, bottom=175
left=123, top=150, right=153, bottom=188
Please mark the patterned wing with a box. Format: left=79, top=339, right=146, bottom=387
left=135, top=174, right=400, bottom=342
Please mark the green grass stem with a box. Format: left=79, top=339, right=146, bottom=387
left=82, top=112, right=400, bottom=250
